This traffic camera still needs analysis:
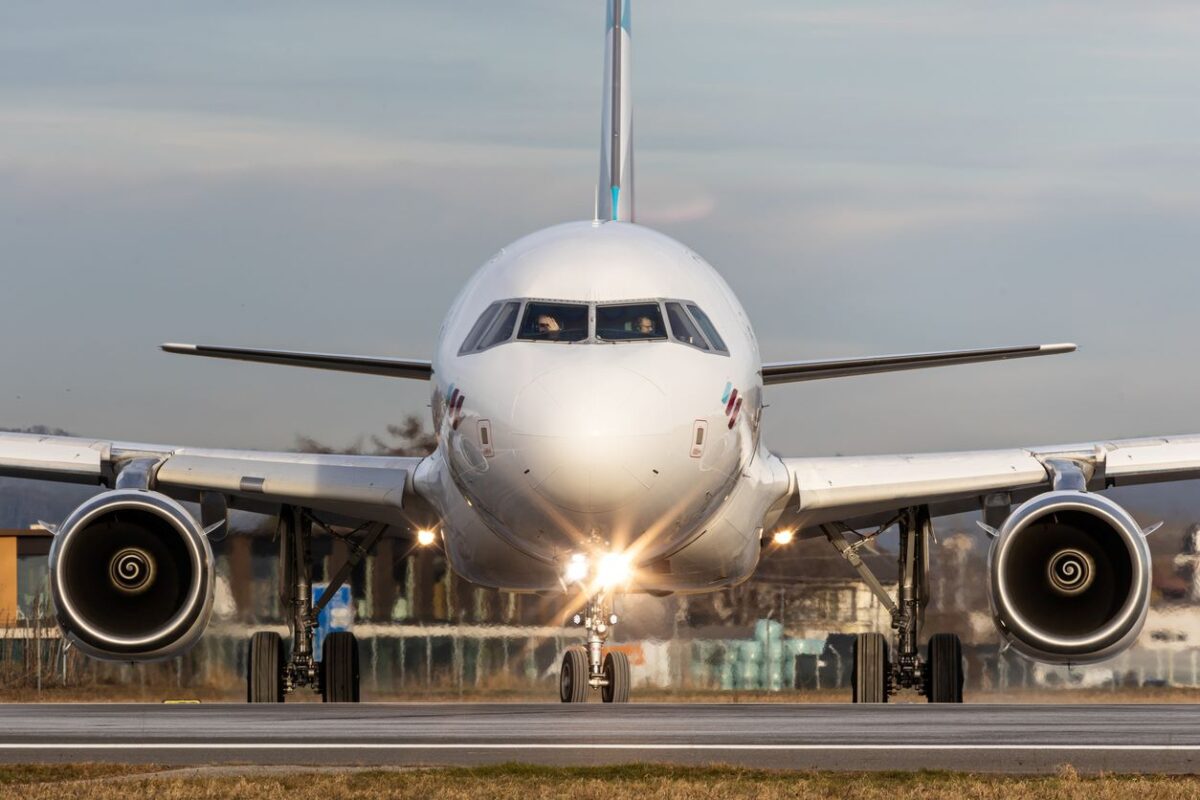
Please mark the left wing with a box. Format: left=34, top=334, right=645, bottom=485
left=775, top=434, right=1200, bottom=536
left=0, top=431, right=428, bottom=526
left=762, top=343, right=1074, bottom=385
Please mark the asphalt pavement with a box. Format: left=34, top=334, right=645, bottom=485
left=2, top=703, right=1199, bottom=773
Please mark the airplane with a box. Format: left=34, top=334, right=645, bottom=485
left=2, top=0, right=1197, bottom=705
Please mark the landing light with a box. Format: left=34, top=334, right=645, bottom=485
left=416, top=529, right=437, bottom=547
left=772, top=529, right=795, bottom=546
left=596, top=552, right=632, bottom=589
left=565, top=553, right=590, bottom=584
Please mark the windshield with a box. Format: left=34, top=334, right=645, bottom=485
left=459, top=298, right=729, bottom=355
left=596, top=303, right=667, bottom=341
left=664, top=302, right=709, bottom=350
left=686, top=304, right=728, bottom=353
left=458, top=301, right=502, bottom=355
left=518, top=302, right=589, bottom=343
left=477, top=301, right=520, bottom=349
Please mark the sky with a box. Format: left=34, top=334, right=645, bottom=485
left=2, top=1, right=1200, bottom=457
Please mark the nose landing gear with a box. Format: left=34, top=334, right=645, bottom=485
left=560, top=592, right=630, bottom=703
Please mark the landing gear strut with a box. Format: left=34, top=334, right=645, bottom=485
left=560, top=592, right=630, bottom=703
left=825, top=506, right=964, bottom=703
left=246, top=505, right=384, bottom=703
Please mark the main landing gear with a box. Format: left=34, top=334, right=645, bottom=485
left=825, top=506, right=965, bottom=704
left=247, top=505, right=382, bottom=703
left=560, top=592, right=630, bottom=703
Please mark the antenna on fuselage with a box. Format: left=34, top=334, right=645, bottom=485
left=597, top=0, right=633, bottom=223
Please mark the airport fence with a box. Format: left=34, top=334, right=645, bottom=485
left=5, top=612, right=1200, bottom=698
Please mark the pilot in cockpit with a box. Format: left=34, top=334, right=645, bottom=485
left=536, top=314, right=562, bottom=339
left=634, top=315, right=657, bottom=336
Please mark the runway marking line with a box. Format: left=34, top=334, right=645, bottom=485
left=4, top=743, right=1200, bottom=751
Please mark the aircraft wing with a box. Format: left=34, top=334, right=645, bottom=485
left=761, top=343, right=1074, bottom=385
left=0, top=430, right=429, bottom=527
left=161, top=343, right=433, bottom=380
left=775, top=434, right=1200, bottom=536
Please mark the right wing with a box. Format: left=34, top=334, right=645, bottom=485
left=161, top=343, right=433, bottom=380
left=0, top=431, right=430, bottom=527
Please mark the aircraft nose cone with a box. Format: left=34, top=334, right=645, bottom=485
left=512, top=364, right=670, bottom=513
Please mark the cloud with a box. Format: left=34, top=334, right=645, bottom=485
left=0, top=106, right=589, bottom=176
left=636, top=192, right=717, bottom=225
left=759, top=2, right=1200, bottom=36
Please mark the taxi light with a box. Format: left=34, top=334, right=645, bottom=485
left=565, top=553, right=589, bottom=584
left=596, top=552, right=632, bottom=588
left=772, top=529, right=795, bottom=546
left=416, top=529, right=437, bottom=547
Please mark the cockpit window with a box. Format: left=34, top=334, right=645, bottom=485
left=458, top=301, right=502, bottom=355
left=596, top=303, right=668, bottom=341
left=458, top=297, right=729, bottom=356
left=477, top=301, right=520, bottom=349
left=518, top=301, right=589, bottom=343
left=664, top=302, right=709, bottom=351
left=686, top=304, right=729, bottom=353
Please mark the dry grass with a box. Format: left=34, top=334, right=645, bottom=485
left=5, top=764, right=1200, bottom=799
left=0, top=763, right=161, bottom=785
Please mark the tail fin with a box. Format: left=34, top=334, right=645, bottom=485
left=596, top=0, right=633, bottom=222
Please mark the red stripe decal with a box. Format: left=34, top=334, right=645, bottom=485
left=728, top=398, right=743, bottom=429
left=725, top=388, right=738, bottom=415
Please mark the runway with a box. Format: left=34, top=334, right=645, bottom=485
left=2, top=703, right=1200, bottom=773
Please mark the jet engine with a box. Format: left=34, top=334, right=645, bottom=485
left=988, top=490, right=1150, bottom=664
left=49, top=489, right=214, bottom=661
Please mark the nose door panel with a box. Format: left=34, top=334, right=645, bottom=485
left=513, top=365, right=668, bottom=514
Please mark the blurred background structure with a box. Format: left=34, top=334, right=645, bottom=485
left=4, top=422, right=1200, bottom=699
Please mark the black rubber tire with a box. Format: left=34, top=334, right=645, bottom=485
left=925, top=632, right=965, bottom=703
left=247, top=631, right=284, bottom=703
left=601, top=650, right=631, bottom=703
left=321, top=631, right=361, bottom=703
left=559, top=646, right=590, bottom=703
left=851, top=632, right=889, bottom=703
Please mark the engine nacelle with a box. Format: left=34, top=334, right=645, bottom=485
left=988, top=490, right=1150, bottom=664
left=49, top=489, right=215, bottom=661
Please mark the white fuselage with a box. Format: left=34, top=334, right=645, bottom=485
left=413, top=221, right=791, bottom=593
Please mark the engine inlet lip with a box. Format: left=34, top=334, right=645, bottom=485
left=991, top=491, right=1150, bottom=655
left=1047, top=548, right=1095, bottom=596
left=49, top=490, right=211, bottom=654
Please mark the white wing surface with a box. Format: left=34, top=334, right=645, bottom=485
left=776, top=434, right=1200, bottom=536
left=0, top=431, right=427, bottom=526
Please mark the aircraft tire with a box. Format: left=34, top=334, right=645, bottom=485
left=559, top=646, right=590, bottom=703
left=322, top=631, right=361, bottom=703
left=601, top=650, right=630, bottom=703
left=851, top=632, right=889, bottom=703
left=925, top=633, right=964, bottom=703
left=247, top=631, right=284, bottom=703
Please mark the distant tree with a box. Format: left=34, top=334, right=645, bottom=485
left=295, top=414, right=437, bottom=457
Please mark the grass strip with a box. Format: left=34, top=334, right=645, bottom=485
left=6, top=763, right=1200, bottom=799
